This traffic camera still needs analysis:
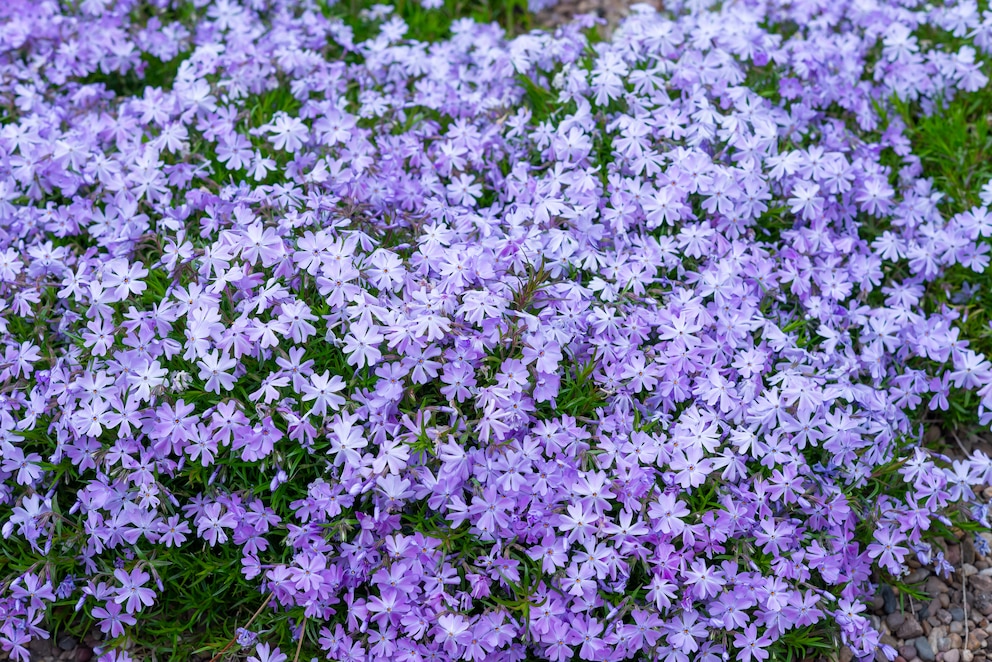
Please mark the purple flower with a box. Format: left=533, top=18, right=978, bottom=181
left=112, top=567, right=156, bottom=614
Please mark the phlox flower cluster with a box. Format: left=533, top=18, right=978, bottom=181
left=0, top=0, right=991, bottom=660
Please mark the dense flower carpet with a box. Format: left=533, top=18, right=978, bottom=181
left=2, top=0, right=992, bottom=660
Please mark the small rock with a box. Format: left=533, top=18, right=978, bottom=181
left=75, top=647, right=93, bottom=662
left=948, top=545, right=963, bottom=566
left=841, top=646, right=855, bottom=662
left=900, top=617, right=926, bottom=640
left=889, top=613, right=908, bottom=630
left=941, top=594, right=951, bottom=609
left=57, top=636, right=77, bottom=652
left=931, top=626, right=948, bottom=652
left=952, top=608, right=966, bottom=621
left=963, top=651, right=974, bottom=662
left=950, top=635, right=964, bottom=650
left=882, top=584, right=899, bottom=613
left=918, top=637, right=938, bottom=662
left=872, top=593, right=887, bottom=612
left=965, top=537, right=977, bottom=565
left=964, top=564, right=979, bottom=578
left=981, top=569, right=992, bottom=578
left=952, top=622, right=965, bottom=634
left=971, top=574, right=992, bottom=594
left=928, top=577, right=950, bottom=596
left=902, top=645, right=920, bottom=660
left=948, top=651, right=962, bottom=662
left=937, top=610, right=954, bottom=625
left=908, top=569, right=932, bottom=584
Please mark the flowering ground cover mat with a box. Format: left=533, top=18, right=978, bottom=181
left=2, top=0, right=992, bottom=660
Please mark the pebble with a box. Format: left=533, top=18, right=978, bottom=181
left=953, top=622, right=965, bottom=634
left=890, top=614, right=908, bottom=630
left=949, top=545, right=963, bottom=567
left=953, top=608, right=967, bottom=621
left=900, top=617, right=927, bottom=640
left=918, top=637, right=938, bottom=662
left=942, top=594, right=952, bottom=609
left=948, top=651, right=962, bottom=662
left=973, top=575, right=992, bottom=595
left=929, top=577, right=951, bottom=595
left=908, top=569, right=933, bottom=584
left=931, top=626, right=949, bottom=652
left=964, top=652, right=975, bottom=662
left=882, top=584, right=900, bottom=613
left=965, top=565, right=980, bottom=578
left=903, top=645, right=921, bottom=660
left=57, top=637, right=76, bottom=652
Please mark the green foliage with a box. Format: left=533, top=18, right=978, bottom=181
left=895, top=81, right=992, bottom=429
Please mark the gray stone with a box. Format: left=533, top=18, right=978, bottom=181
left=899, top=617, right=926, bottom=640
left=918, top=637, right=937, bottom=662
left=931, top=626, right=948, bottom=653
left=928, top=577, right=950, bottom=596
left=946, top=650, right=961, bottom=662
left=908, top=569, right=932, bottom=584
left=57, top=636, right=77, bottom=652
left=937, top=610, right=954, bottom=625
left=901, top=645, right=920, bottom=660
left=964, top=564, right=980, bottom=578
left=882, top=584, right=899, bottom=614
left=971, top=574, right=992, bottom=595
left=951, top=622, right=964, bottom=635
left=951, top=608, right=966, bottom=622
left=888, top=613, right=907, bottom=630
left=962, top=652, right=974, bottom=662
left=976, top=597, right=992, bottom=617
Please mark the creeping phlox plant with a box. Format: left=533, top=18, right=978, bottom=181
left=2, top=0, right=992, bottom=660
